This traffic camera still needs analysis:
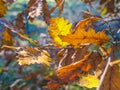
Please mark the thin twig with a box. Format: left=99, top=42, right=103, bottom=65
left=96, top=56, right=111, bottom=90
left=110, top=60, right=120, bottom=66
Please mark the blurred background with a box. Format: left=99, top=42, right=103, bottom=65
left=0, top=0, right=120, bottom=90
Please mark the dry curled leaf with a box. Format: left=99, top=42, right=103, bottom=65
left=17, top=47, right=51, bottom=66
left=45, top=54, right=91, bottom=90
left=26, top=0, right=42, bottom=20
left=58, top=48, right=75, bottom=67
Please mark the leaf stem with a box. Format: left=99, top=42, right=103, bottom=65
left=110, top=60, right=120, bottom=66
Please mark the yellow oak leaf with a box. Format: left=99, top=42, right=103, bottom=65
left=48, top=17, right=72, bottom=46
left=60, top=28, right=109, bottom=47
left=79, top=74, right=100, bottom=88
left=0, top=0, right=7, bottom=17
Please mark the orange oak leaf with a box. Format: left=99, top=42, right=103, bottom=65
left=81, top=63, right=92, bottom=72
left=60, top=28, right=109, bottom=47
left=45, top=71, right=80, bottom=90
left=45, top=49, right=103, bottom=90
left=57, top=54, right=91, bottom=77
left=74, top=17, right=101, bottom=31
left=45, top=54, right=91, bottom=90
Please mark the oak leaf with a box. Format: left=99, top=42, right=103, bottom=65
left=17, top=47, right=51, bottom=66
left=74, top=17, right=101, bottom=31
left=48, top=17, right=72, bottom=46
left=45, top=54, right=90, bottom=90
left=60, top=28, right=109, bottom=47
left=56, top=54, right=90, bottom=81
left=48, top=17, right=109, bottom=47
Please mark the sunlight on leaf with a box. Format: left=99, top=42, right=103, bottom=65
left=17, top=47, right=51, bottom=66
left=60, top=28, right=109, bottom=47
left=79, top=74, right=100, bottom=88
left=48, top=17, right=72, bottom=46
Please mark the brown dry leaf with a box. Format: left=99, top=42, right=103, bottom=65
left=45, top=49, right=103, bottom=89
left=58, top=48, right=75, bottom=67
left=60, top=28, right=109, bottom=48
left=17, top=47, right=51, bottom=66
left=57, top=45, right=90, bottom=68
left=76, top=51, right=102, bottom=72
left=56, top=48, right=66, bottom=60
left=45, top=69, right=80, bottom=90
left=1, top=27, right=15, bottom=66
left=57, top=45, right=101, bottom=72
left=44, top=75, right=64, bottom=90
left=15, top=12, right=26, bottom=31
left=49, top=0, right=65, bottom=16
left=100, top=65, right=120, bottom=90
left=72, top=45, right=90, bottom=62
left=2, top=27, right=14, bottom=46
left=45, top=54, right=90, bottom=90
left=26, top=0, right=42, bottom=20
left=0, top=0, right=7, bottom=17
left=74, top=17, right=101, bottom=32
left=57, top=54, right=90, bottom=80
left=42, top=0, right=51, bottom=24
left=89, top=52, right=103, bottom=70
left=55, top=0, right=65, bottom=15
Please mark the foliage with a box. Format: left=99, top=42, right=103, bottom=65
left=0, top=0, right=120, bottom=90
